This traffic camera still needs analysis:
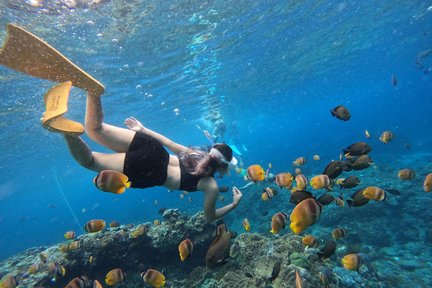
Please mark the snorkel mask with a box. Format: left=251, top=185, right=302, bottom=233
left=210, top=144, right=238, bottom=169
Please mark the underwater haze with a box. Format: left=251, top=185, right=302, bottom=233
left=0, top=0, right=432, bottom=287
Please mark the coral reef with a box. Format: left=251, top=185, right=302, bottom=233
left=0, top=209, right=405, bottom=288
left=0, top=209, right=216, bottom=287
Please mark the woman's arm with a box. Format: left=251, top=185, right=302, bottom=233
left=200, top=177, right=242, bottom=221
left=125, top=117, right=188, bottom=155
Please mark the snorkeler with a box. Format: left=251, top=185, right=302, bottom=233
left=204, top=110, right=226, bottom=143
left=0, top=24, right=242, bottom=221
left=212, top=118, right=226, bottom=143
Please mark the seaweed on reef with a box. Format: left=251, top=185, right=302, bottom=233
left=277, top=236, right=305, bottom=254
left=219, top=265, right=322, bottom=288
left=175, top=266, right=215, bottom=287
left=221, top=270, right=267, bottom=288
left=275, top=265, right=325, bottom=288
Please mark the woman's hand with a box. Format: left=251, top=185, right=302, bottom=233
left=232, top=186, right=243, bottom=207
left=125, top=117, right=145, bottom=132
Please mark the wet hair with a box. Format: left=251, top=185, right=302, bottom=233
left=212, top=143, right=233, bottom=162
left=179, top=143, right=233, bottom=177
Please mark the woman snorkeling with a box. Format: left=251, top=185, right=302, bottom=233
left=68, top=111, right=243, bottom=221
left=0, top=24, right=242, bottom=221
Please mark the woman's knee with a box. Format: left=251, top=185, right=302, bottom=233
left=77, top=153, right=96, bottom=170
left=85, top=125, right=103, bottom=140
left=65, top=135, right=97, bottom=170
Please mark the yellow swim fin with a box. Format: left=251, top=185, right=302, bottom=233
left=0, top=23, right=104, bottom=96
left=41, top=81, right=84, bottom=136
left=42, top=81, right=71, bottom=124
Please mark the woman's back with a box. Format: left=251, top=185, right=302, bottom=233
left=163, top=155, right=182, bottom=190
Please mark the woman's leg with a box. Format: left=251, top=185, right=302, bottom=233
left=85, top=92, right=136, bottom=152
left=64, top=135, right=126, bottom=172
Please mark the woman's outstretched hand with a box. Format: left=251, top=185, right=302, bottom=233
left=232, top=186, right=243, bottom=208
left=125, top=117, right=145, bottom=132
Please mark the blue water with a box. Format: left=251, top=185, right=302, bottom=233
left=0, top=0, right=431, bottom=281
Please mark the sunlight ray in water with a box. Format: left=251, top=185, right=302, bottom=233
left=53, top=168, right=84, bottom=234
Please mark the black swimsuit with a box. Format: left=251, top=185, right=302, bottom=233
left=178, top=160, right=211, bottom=192
left=123, top=133, right=212, bottom=191
left=123, top=133, right=170, bottom=188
